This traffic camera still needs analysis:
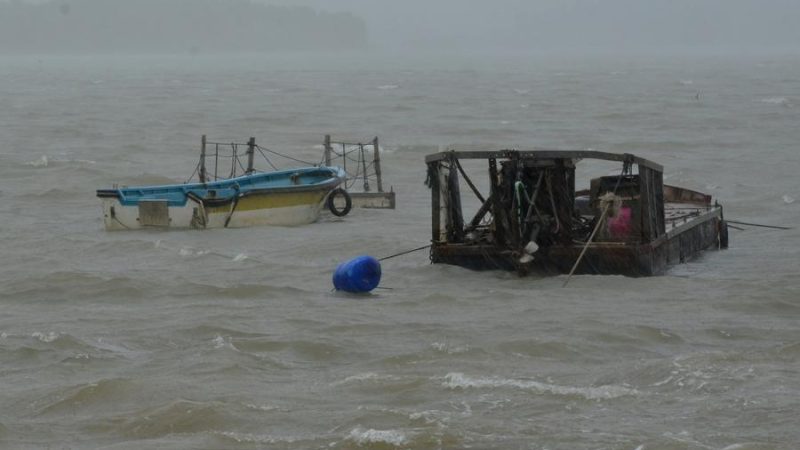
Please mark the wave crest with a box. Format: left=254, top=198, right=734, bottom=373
left=442, top=372, right=638, bottom=400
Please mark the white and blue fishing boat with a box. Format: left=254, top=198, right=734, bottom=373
left=97, top=136, right=349, bottom=230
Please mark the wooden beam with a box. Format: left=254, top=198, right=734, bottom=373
left=323, top=134, right=332, bottom=167
left=246, top=137, right=256, bottom=174
left=373, top=136, right=384, bottom=192
left=425, top=150, right=662, bottom=173
left=199, top=135, right=207, bottom=183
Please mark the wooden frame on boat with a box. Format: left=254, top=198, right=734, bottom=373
left=426, top=149, right=728, bottom=276
left=323, top=135, right=396, bottom=209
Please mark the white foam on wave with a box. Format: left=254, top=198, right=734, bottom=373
left=333, top=372, right=403, bottom=386
left=721, top=444, right=763, bottom=450
left=32, top=331, right=60, bottom=343
left=760, top=97, right=792, bottom=107
left=217, top=431, right=297, bottom=444
left=212, top=335, right=237, bottom=351
left=679, top=79, right=694, bottom=85
left=24, top=155, right=95, bottom=167
left=26, top=155, right=49, bottom=167
left=408, top=409, right=451, bottom=425
left=783, top=195, right=795, bottom=204
left=244, top=403, right=279, bottom=412
left=179, top=247, right=210, bottom=257
left=431, top=342, right=470, bottom=354
left=442, top=372, right=638, bottom=400
left=232, top=253, right=248, bottom=262
left=377, top=84, right=399, bottom=90
left=346, top=427, right=409, bottom=447
left=513, top=88, right=530, bottom=95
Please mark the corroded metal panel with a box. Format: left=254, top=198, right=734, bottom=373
left=349, top=192, right=396, bottom=209
left=138, top=199, right=170, bottom=227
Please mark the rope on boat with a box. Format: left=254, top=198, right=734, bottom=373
left=563, top=158, right=632, bottom=287
left=256, top=146, right=279, bottom=170
left=112, top=214, right=132, bottom=230
left=379, top=244, right=432, bottom=262
left=563, top=199, right=612, bottom=288
left=255, top=145, right=318, bottom=166
left=190, top=141, right=324, bottom=183
left=726, top=220, right=792, bottom=230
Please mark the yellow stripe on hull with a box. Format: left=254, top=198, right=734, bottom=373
left=101, top=189, right=330, bottom=230
left=206, top=190, right=327, bottom=214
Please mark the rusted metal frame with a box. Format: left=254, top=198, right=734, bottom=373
left=323, top=134, right=332, bottom=167
left=488, top=158, right=504, bottom=246
left=453, top=157, right=486, bottom=204
left=360, top=144, right=370, bottom=192
left=506, top=155, right=522, bottom=249
left=342, top=143, right=347, bottom=175
left=246, top=137, right=256, bottom=174
left=521, top=171, right=545, bottom=239
left=664, top=208, right=721, bottom=240
left=429, top=161, right=441, bottom=243
left=639, top=164, right=654, bottom=241
left=425, top=150, right=663, bottom=173
left=200, top=135, right=207, bottom=183
left=545, top=166, right=575, bottom=243
left=447, top=155, right=465, bottom=242
left=214, top=144, right=219, bottom=181
left=563, top=201, right=612, bottom=287
left=653, top=170, right=666, bottom=236
left=373, top=137, right=384, bottom=192
left=466, top=193, right=495, bottom=231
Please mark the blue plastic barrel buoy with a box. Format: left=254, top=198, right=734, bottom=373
left=332, top=255, right=382, bottom=293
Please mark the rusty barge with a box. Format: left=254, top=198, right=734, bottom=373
left=426, top=150, right=728, bottom=276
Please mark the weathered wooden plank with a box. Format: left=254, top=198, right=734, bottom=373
left=425, top=150, right=663, bottom=172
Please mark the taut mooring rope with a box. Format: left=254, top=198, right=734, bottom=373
left=379, top=245, right=432, bottom=262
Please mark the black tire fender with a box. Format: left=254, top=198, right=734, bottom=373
left=719, top=219, right=729, bottom=249
left=327, top=188, right=352, bottom=217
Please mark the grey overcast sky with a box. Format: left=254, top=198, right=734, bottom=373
left=11, top=0, right=800, bottom=53
left=263, top=0, right=800, bottom=53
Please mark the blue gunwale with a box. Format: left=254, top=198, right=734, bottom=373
left=97, top=166, right=345, bottom=207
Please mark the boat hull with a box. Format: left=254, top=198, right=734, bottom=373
left=101, top=190, right=328, bottom=230
left=432, top=208, right=724, bottom=277
left=97, top=166, right=344, bottom=230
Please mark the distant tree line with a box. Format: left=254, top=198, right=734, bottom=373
left=0, top=0, right=367, bottom=53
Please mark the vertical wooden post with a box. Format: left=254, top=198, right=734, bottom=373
left=199, top=135, right=207, bottom=183
left=342, top=143, right=347, bottom=175
left=430, top=162, right=440, bottom=243
left=360, top=144, right=370, bottom=192
left=448, top=154, right=464, bottom=242
left=323, top=134, right=332, bottom=167
left=246, top=137, right=256, bottom=174
left=373, top=136, right=384, bottom=192
left=488, top=158, right=503, bottom=245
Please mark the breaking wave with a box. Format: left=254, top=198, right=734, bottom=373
left=346, top=426, right=410, bottom=447
left=760, top=97, right=792, bottom=107
left=442, top=372, right=638, bottom=400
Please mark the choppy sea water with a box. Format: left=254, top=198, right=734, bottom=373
left=1, top=53, right=799, bottom=449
